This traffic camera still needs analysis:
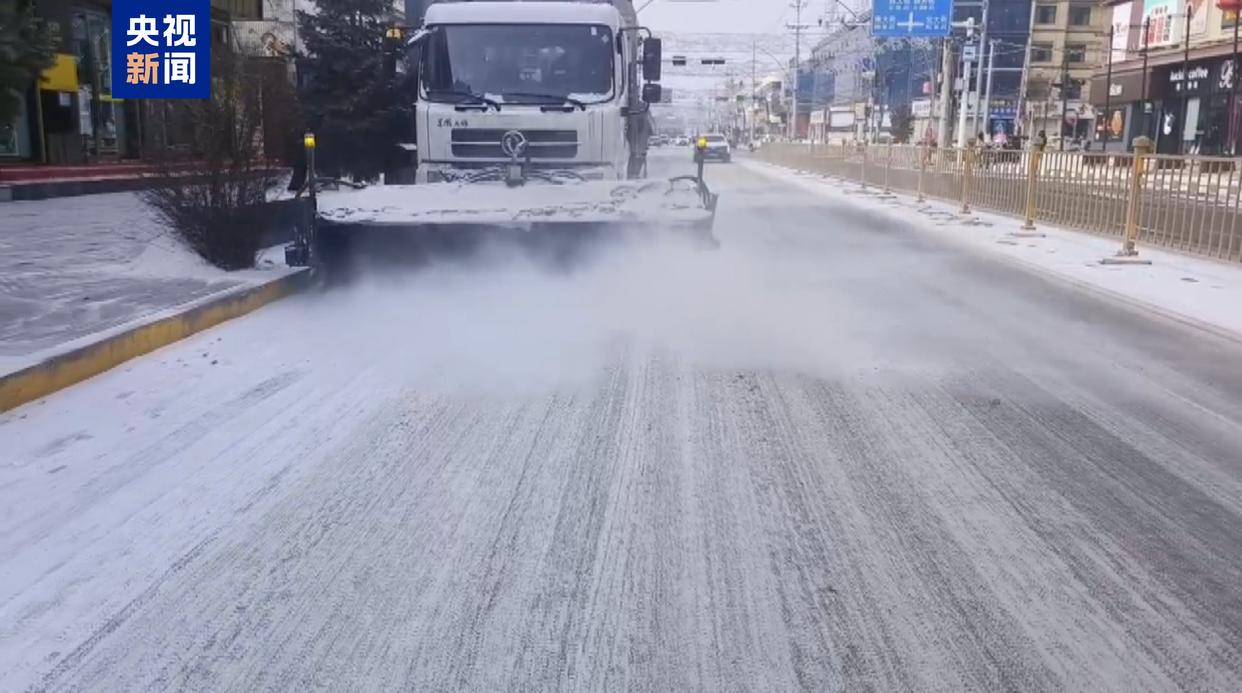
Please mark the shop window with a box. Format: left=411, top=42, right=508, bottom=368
left=1031, top=43, right=1053, bottom=63
left=216, top=0, right=262, bottom=20
left=212, top=21, right=231, bottom=49
left=1036, top=5, right=1057, bottom=25
left=1066, top=44, right=1087, bottom=64
left=1069, top=6, right=1092, bottom=26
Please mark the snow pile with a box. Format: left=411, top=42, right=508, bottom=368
left=122, top=236, right=222, bottom=279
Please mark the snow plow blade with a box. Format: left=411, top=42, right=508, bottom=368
left=315, top=176, right=717, bottom=232
left=307, top=176, right=718, bottom=275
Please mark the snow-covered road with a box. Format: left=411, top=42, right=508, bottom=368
left=3, top=150, right=1242, bottom=691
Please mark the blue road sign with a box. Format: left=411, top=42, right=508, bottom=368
left=872, top=0, right=953, bottom=38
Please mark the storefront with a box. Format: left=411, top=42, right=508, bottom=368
left=1095, top=54, right=1242, bottom=155
left=7, top=2, right=136, bottom=163
left=68, top=7, right=132, bottom=160
left=809, top=109, right=828, bottom=143
left=1, top=93, right=32, bottom=159
left=987, top=103, right=1019, bottom=143
left=1145, top=57, right=1239, bottom=154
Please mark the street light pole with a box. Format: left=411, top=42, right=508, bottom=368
left=982, top=38, right=996, bottom=139
left=1232, top=8, right=1241, bottom=154
left=937, top=38, right=954, bottom=146
left=788, top=0, right=809, bottom=140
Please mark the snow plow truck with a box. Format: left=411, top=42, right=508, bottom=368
left=298, top=0, right=720, bottom=268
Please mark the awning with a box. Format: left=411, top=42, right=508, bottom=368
left=40, top=54, right=79, bottom=92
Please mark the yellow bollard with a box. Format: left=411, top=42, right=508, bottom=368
left=860, top=141, right=868, bottom=190
left=302, top=130, right=317, bottom=204
left=961, top=142, right=975, bottom=215
left=1018, top=131, right=1046, bottom=234
left=1101, top=135, right=1154, bottom=265
left=1122, top=136, right=1153, bottom=255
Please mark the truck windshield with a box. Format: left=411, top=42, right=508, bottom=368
left=423, top=24, right=615, bottom=105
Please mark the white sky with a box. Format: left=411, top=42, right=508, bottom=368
left=641, top=0, right=793, bottom=35
left=641, top=0, right=818, bottom=118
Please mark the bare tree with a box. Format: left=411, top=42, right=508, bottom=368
left=142, top=53, right=286, bottom=270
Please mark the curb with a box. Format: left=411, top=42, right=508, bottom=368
left=0, top=269, right=313, bottom=413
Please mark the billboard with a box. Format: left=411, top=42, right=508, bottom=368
left=1143, top=0, right=1182, bottom=48
left=1111, top=2, right=1133, bottom=64
left=1189, top=0, right=1209, bottom=36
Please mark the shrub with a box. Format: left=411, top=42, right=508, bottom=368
left=142, top=54, right=284, bottom=270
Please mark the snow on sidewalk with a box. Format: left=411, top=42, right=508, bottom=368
left=740, top=157, right=1242, bottom=340
left=0, top=192, right=296, bottom=376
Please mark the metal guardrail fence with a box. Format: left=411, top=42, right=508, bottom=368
left=756, top=142, right=1242, bottom=263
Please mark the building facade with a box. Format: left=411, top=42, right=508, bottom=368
left=1023, top=1, right=1111, bottom=145
left=1091, top=0, right=1242, bottom=153
left=4, top=0, right=235, bottom=164
left=954, top=0, right=1034, bottom=141
left=3, top=0, right=404, bottom=165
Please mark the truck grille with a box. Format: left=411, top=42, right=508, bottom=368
left=451, top=129, right=579, bottom=159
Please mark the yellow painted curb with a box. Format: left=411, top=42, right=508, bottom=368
left=0, top=269, right=312, bottom=413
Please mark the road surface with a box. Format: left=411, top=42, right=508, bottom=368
left=3, top=149, right=1242, bottom=692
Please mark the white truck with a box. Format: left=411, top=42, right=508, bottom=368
left=310, top=0, right=718, bottom=258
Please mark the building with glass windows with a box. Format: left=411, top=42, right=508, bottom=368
left=3, top=0, right=236, bottom=165
left=1091, top=0, right=1242, bottom=154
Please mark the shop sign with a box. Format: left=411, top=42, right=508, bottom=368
left=912, top=99, right=932, bottom=118
left=1219, top=58, right=1237, bottom=91
left=1170, top=65, right=1210, bottom=93
left=1109, top=83, right=1124, bottom=97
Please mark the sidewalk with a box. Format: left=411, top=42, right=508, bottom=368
left=0, top=162, right=289, bottom=200
left=0, top=192, right=296, bottom=377
left=740, top=157, right=1242, bottom=341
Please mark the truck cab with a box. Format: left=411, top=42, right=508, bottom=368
left=412, top=0, right=659, bottom=184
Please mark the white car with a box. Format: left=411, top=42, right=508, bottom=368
left=697, top=134, right=731, bottom=162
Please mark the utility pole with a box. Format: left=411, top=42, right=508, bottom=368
left=937, top=38, right=954, bottom=146
left=752, top=38, right=758, bottom=141
left=1015, top=0, right=1037, bottom=138
left=1180, top=3, right=1192, bottom=154
left=1231, top=7, right=1240, bottom=154
left=982, top=38, right=996, bottom=139
left=972, top=0, right=990, bottom=136
left=1103, top=25, right=1114, bottom=149
left=1059, top=52, right=1069, bottom=150
left=787, top=0, right=811, bottom=140
left=957, top=52, right=974, bottom=148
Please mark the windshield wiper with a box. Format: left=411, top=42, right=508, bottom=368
left=428, top=90, right=502, bottom=111
left=502, top=92, right=587, bottom=111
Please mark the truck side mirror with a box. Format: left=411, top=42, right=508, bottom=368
left=642, top=37, right=662, bottom=82
left=642, top=83, right=662, bottom=104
